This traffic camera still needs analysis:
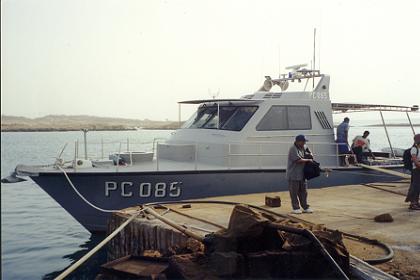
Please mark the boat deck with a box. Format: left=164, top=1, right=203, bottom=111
left=17, top=158, right=403, bottom=174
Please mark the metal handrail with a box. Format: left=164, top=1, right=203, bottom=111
left=228, top=153, right=339, bottom=157
left=226, top=141, right=341, bottom=169
left=70, top=137, right=345, bottom=171
left=157, top=139, right=340, bottom=161
left=247, top=133, right=335, bottom=139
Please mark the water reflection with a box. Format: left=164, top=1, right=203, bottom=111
left=43, top=233, right=106, bottom=280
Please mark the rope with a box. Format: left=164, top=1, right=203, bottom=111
left=361, top=183, right=406, bottom=196
left=57, top=165, right=120, bottom=213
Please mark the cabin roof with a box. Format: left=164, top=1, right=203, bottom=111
left=178, top=99, right=258, bottom=104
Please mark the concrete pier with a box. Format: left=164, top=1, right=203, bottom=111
left=107, top=180, right=419, bottom=279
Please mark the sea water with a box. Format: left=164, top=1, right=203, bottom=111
left=1, top=123, right=418, bottom=279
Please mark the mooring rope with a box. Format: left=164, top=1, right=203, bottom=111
left=57, top=165, right=120, bottom=213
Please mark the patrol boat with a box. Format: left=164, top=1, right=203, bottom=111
left=4, top=66, right=418, bottom=232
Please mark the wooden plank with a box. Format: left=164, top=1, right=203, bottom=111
left=101, top=255, right=169, bottom=277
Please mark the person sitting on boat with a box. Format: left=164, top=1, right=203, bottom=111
left=286, top=135, right=314, bottom=214
left=351, top=131, right=375, bottom=163
left=405, top=134, right=420, bottom=211
left=336, top=117, right=351, bottom=165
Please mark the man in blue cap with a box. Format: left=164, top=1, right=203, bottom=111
left=286, top=134, right=314, bottom=214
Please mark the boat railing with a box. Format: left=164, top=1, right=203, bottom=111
left=152, top=140, right=342, bottom=171
left=69, top=138, right=343, bottom=171
left=226, top=141, right=342, bottom=169
left=72, top=137, right=166, bottom=160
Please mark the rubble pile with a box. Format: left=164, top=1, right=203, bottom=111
left=102, top=205, right=350, bottom=279
left=170, top=205, right=349, bottom=279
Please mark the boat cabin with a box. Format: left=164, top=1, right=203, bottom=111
left=159, top=70, right=337, bottom=169
left=152, top=67, right=417, bottom=170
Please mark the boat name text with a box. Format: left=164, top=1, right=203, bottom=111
left=311, top=92, right=328, bottom=99
left=105, top=181, right=182, bottom=198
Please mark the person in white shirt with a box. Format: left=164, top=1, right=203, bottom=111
left=351, top=131, right=375, bottom=163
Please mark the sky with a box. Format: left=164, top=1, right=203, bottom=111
left=1, top=0, right=420, bottom=121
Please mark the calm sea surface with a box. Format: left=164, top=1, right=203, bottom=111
left=1, top=122, right=419, bottom=279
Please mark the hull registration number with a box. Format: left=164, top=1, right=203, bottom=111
left=105, top=181, right=182, bottom=198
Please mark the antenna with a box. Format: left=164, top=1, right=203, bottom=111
left=278, top=45, right=281, bottom=78
left=208, top=88, right=220, bottom=99
left=318, top=28, right=321, bottom=72
left=313, top=28, right=316, bottom=89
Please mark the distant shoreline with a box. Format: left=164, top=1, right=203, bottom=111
left=1, top=114, right=182, bottom=132
left=1, top=127, right=176, bottom=132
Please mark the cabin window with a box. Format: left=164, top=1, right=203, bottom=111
left=256, top=105, right=311, bottom=131
left=287, top=106, right=312, bottom=129
left=188, top=107, right=218, bottom=128
left=222, top=107, right=258, bottom=131
left=183, top=106, right=258, bottom=131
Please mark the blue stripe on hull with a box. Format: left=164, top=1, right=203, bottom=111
left=31, top=169, right=402, bottom=232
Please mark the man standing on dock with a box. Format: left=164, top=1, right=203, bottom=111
left=405, top=134, right=420, bottom=210
left=336, top=117, right=350, bottom=165
left=287, top=135, right=314, bottom=214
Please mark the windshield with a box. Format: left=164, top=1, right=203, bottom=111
left=182, top=105, right=258, bottom=131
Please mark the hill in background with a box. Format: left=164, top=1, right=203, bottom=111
left=1, top=115, right=181, bottom=132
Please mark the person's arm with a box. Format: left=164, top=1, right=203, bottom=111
left=366, top=139, right=375, bottom=159
left=365, top=139, right=371, bottom=151
left=412, top=156, right=420, bottom=168
left=344, top=123, right=350, bottom=144
left=412, top=147, right=420, bottom=168
left=351, top=136, right=357, bottom=149
left=304, top=147, right=314, bottom=159
left=290, top=147, right=312, bottom=164
left=297, top=158, right=313, bottom=164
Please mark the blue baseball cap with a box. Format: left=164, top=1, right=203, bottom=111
left=295, top=135, right=308, bottom=142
